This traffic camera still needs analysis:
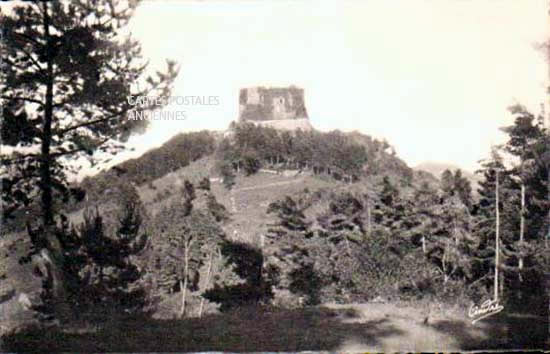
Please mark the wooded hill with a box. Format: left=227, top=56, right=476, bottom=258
left=62, top=122, right=421, bottom=218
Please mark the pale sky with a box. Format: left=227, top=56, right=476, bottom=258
left=5, top=0, right=550, bottom=176
left=118, top=0, right=548, bottom=174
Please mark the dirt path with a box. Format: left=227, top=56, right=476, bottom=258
left=229, top=189, right=238, bottom=213
left=324, top=303, right=504, bottom=352
left=232, top=178, right=305, bottom=193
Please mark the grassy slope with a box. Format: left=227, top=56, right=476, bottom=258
left=212, top=171, right=336, bottom=245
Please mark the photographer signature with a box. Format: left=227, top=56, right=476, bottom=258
left=468, top=299, right=504, bottom=324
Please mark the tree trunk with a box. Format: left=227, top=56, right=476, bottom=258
left=345, top=237, right=352, bottom=256
left=38, top=1, right=56, bottom=229
left=500, top=271, right=504, bottom=299
left=422, top=235, right=426, bottom=254
left=495, top=169, right=500, bottom=302
left=519, top=183, right=525, bottom=281
left=41, top=1, right=55, bottom=240
left=179, top=279, right=185, bottom=319
left=198, top=250, right=214, bottom=318
left=547, top=39, right=550, bottom=250
left=454, top=219, right=458, bottom=246
left=180, top=240, right=191, bottom=319
left=38, top=2, right=69, bottom=321
left=547, top=153, right=550, bottom=249
left=442, top=239, right=449, bottom=287
left=366, top=202, right=371, bottom=236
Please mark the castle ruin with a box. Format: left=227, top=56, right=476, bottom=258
left=238, top=86, right=309, bottom=122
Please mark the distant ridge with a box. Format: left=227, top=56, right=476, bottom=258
left=413, top=161, right=481, bottom=189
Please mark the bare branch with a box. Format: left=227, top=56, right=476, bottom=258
left=49, top=137, right=111, bottom=159
left=54, top=107, right=131, bottom=135
left=14, top=46, right=46, bottom=77
left=11, top=31, right=42, bottom=46
left=1, top=95, right=44, bottom=106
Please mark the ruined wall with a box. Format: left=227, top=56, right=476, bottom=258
left=239, top=86, right=309, bottom=122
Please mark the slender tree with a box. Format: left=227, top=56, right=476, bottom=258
left=411, top=182, right=439, bottom=255
left=501, top=107, right=546, bottom=280
left=79, top=196, right=148, bottom=312
left=152, top=186, right=225, bottom=318
left=1, top=0, right=178, bottom=317
left=440, top=169, right=454, bottom=196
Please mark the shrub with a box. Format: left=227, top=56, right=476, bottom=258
left=198, top=177, right=211, bottom=191
left=242, top=152, right=261, bottom=176
left=207, top=195, right=230, bottom=223
left=218, top=162, right=236, bottom=190
left=203, top=241, right=273, bottom=311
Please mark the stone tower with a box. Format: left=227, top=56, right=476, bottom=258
left=238, top=86, right=309, bottom=122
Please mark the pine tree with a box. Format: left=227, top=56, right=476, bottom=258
left=440, top=169, right=454, bottom=195
left=473, top=148, right=529, bottom=300
left=152, top=185, right=225, bottom=318
left=78, top=188, right=148, bottom=313
left=203, top=240, right=274, bottom=311
left=453, top=169, right=473, bottom=209
left=264, top=192, right=372, bottom=304
left=316, top=192, right=367, bottom=243
left=1, top=0, right=178, bottom=318
left=432, top=195, right=476, bottom=287
left=409, top=181, right=475, bottom=290
left=380, top=176, right=399, bottom=207
left=410, top=182, right=440, bottom=255
left=496, top=105, right=550, bottom=306
left=264, top=196, right=319, bottom=305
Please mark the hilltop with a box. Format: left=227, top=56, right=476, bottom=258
left=2, top=120, right=440, bottom=236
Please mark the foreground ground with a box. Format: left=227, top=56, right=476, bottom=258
left=2, top=302, right=547, bottom=352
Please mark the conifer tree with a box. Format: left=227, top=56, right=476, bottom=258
left=1, top=0, right=178, bottom=317
left=78, top=187, right=148, bottom=312
left=152, top=184, right=225, bottom=318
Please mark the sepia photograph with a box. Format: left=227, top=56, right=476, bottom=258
left=1, top=0, right=550, bottom=352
